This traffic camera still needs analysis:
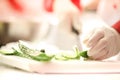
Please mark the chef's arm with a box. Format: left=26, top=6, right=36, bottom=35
left=112, top=20, right=120, bottom=34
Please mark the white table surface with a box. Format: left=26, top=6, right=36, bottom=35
left=1, top=63, right=120, bottom=80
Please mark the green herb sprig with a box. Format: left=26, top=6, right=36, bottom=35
left=0, top=42, right=89, bottom=61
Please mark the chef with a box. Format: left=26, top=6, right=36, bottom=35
left=0, top=0, right=120, bottom=60
left=0, top=0, right=83, bottom=50
left=41, top=0, right=83, bottom=50
left=44, top=0, right=120, bottom=60
left=82, top=0, right=120, bottom=60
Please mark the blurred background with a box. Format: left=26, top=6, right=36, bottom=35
left=0, top=0, right=99, bottom=50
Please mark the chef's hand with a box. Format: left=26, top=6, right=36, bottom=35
left=82, top=25, right=120, bottom=60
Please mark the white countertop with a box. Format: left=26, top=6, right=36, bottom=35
left=1, top=63, right=120, bottom=80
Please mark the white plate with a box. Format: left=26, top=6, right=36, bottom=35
left=1, top=54, right=120, bottom=74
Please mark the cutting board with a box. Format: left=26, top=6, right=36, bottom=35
left=0, top=54, right=120, bottom=74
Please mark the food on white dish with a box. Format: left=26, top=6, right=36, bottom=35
left=1, top=41, right=120, bottom=74
left=0, top=41, right=89, bottom=61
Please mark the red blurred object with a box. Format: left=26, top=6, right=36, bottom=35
left=44, top=0, right=82, bottom=12
left=70, top=0, right=82, bottom=11
left=44, top=0, right=54, bottom=12
left=8, top=0, right=23, bottom=12
left=113, top=20, right=120, bottom=33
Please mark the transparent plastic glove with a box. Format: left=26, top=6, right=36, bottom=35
left=82, top=25, right=120, bottom=60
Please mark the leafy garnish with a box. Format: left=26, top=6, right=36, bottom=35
left=31, top=53, right=54, bottom=61
left=12, top=48, right=32, bottom=59
left=79, top=51, right=88, bottom=58
left=54, top=46, right=89, bottom=61
left=0, top=42, right=89, bottom=61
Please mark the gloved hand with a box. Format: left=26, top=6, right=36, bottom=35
left=81, top=25, right=120, bottom=60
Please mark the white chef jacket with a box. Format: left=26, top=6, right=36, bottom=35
left=97, top=0, right=120, bottom=33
